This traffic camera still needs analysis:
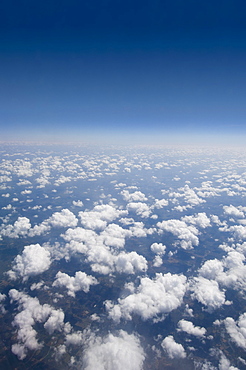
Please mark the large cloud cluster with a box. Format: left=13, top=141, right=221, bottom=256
left=105, top=273, right=187, bottom=322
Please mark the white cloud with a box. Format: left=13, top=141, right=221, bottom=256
left=150, top=243, right=166, bottom=255
left=127, top=202, right=151, bottom=218
left=153, top=255, right=163, bottom=267
left=121, top=190, right=147, bottom=202
left=190, top=277, right=226, bottom=312
left=161, top=335, right=186, bottom=359
left=105, top=273, right=187, bottom=322
left=53, top=271, right=98, bottom=297
left=48, top=208, right=78, bottom=228
left=82, top=330, right=145, bottom=370
left=0, top=217, right=31, bottom=238
left=177, top=319, right=206, bottom=338
left=9, top=289, right=65, bottom=360
left=223, top=205, right=245, bottom=218
left=73, top=200, right=84, bottom=207
left=157, top=219, right=199, bottom=249
left=79, top=204, right=127, bottom=230
left=8, top=244, right=51, bottom=281
left=152, top=198, right=168, bottom=209
left=182, top=212, right=211, bottom=228
left=224, top=313, right=246, bottom=349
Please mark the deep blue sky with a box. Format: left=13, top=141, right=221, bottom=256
left=1, top=0, right=246, bottom=145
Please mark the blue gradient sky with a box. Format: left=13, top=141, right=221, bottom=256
left=1, top=0, right=246, bottom=145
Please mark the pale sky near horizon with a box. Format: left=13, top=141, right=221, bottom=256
left=1, top=1, right=246, bottom=145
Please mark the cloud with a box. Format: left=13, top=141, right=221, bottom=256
left=190, top=277, right=226, bottom=312
left=53, top=271, right=98, bottom=297
left=181, top=212, right=211, bottom=228
left=105, top=273, right=187, bottom=322
left=9, top=289, right=65, bottom=359
left=223, top=205, right=245, bottom=218
left=79, top=204, right=127, bottom=230
left=127, top=202, right=151, bottom=218
left=0, top=216, right=31, bottom=238
left=48, top=208, right=78, bottom=228
left=157, top=219, right=199, bottom=249
left=161, top=335, right=186, bottom=359
left=150, top=243, right=166, bottom=255
left=121, top=190, right=147, bottom=202
left=224, top=313, right=246, bottom=350
left=177, top=319, right=206, bottom=338
left=8, top=244, right=51, bottom=281
left=82, top=330, right=145, bottom=370
left=0, top=293, right=6, bottom=313
left=198, top=251, right=246, bottom=292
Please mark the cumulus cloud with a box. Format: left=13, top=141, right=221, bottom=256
left=8, top=244, right=51, bottom=281
left=198, top=251, right=246, bottom=292
left=177, top=319, right=206, bottom=338
left=190, top=277, right=226, bottom=312
left=157, top=219, right=199, bottom=249
left=150, top=243, right=166, bottom=255
left=161, top=335, right=186, bottom=359
left=9, top=289, right=65, bottom=360
left=224, top=313, right=246, bottom=349
left=79, top=204, right=127, bottom=230
left=127, top=202, right=151, bottom=218
left=82, top=330, right=145, bottom=370
left=121, top=190, right=147, bottom=202
left=105, top=273, right=187, bottom=322
left=181, top=212, right=211, bottom=228
left=0, top=217, right=31, bottom=238
left=223, top=205, right=245, bottom=218
left=53, top=271, right=98, bottom=297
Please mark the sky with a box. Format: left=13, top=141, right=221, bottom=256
left=1, top=0, right=246, bottom=145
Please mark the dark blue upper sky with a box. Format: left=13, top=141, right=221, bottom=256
left=1, top=0, right=246, bottom=145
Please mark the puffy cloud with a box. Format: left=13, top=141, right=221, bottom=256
left=0, top=217, right=31, bottom=238
left=182, top=212, right=211, bottom=228
left=82, top=330, right=145, bottom=370
left=157, top=219, right=199, bottom=249
left=114, top=251, right=148, bottom=274
left=223, top=205, right=245, bottom=218
left=127, top=202, right=151, bottom=218
left=48, top=208, right=78, bottom=228
left=8, top=244, right=51, bottom=281
left=161, top=335, right=186, bottom=359
left=72, top=200, right=84, bottom=207
left=121, top=190, right=147, bottom=202
left=152, top=198, right=168, bottom=209
left=198, top=251, right=246, bottom=292
left=224, top=313, right=246, bottom=349
left=53, top=271, right=98, bottom=297
left=153, top=255, right=163, bottom=267
left=150, top=243, right=166, bottom=255
left=0, top=293, right=6, bottom=313
left=190, top=277, right=226, bottom=312
left=177, top=319, right=206, bottom=338
left=9, top=289, right=65, bottom=359
left=79, top=204, right=127, bottom=230
left=43, top=309, right=65, bottom=335
left=105, top=273, right=187, bottom=322
left=99, top=223, right=131, bottom=248
left=218, top=352, right=239, bottom=370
